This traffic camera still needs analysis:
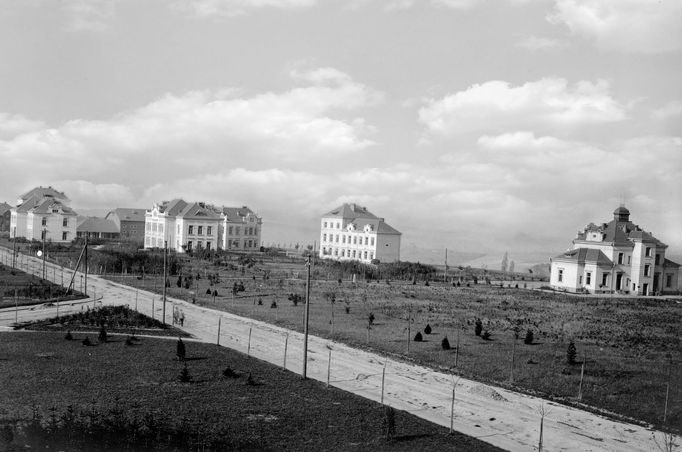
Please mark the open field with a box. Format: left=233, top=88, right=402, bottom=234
left=0, top=331, right=500, bottom=451
left=0, top=263, right=82, bottom=309
left=100, top=255, right=682, bottom=431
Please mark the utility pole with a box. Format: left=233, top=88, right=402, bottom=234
left=12, top=227, right=16, bottom=269
left=444, top=248, right=448, bottom=283
left=41, top=229, right=46, bottom=280
left=162, top=240, right=167, bottom=325
left=302, top=256, right=311, bottom=379
left=84, top=236, right=88, bottom=296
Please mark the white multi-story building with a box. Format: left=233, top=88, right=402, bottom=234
left=144, top=200, right=261, bottom=253
left=218, top=206, right=262, bottom=251
left=145, top=200, right=221, bottom=252
left=550, top=206, right=680, bottom=295
left=319, top=203, right=401, bottom=264
left=10, top=186, right=77, bottom=243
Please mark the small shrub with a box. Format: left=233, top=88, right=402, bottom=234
left=245, top=372, right=256, bottom=386
left=345, top=305, right=350, bottom=314
left=64, top=331, right=73, bottom=341
left=212, top=290, right=218, bottom=297
left=82, top=336, right=92, bottom=346
left=206, top=288, right=212, bottom=295
left=414, top=332, right=423, bottom=342
left=474, top=319, right=483, bottom=336
left=368, top=312, right=375, bottom=326
left=482, top=330, right=491, bottom=340
left=222, top=367, right=239, bottom=378
left=270, top=300, right=277, bottom=308
left=98, top=327, right=107, bottom=343
left=257, top=298, right=263, bottom=306
left=441, top=336, right=451, bottom=350
left=176, top=338, right=186, bottom=361
left=566, top=341, right=577, bottom=365
left=125, top=336, right=135, bottom=346
left=524, top=329, right=534, bottom=345
left=424, top=324, right=432, bottom=335
left=179, top=363, right=192, bottom=383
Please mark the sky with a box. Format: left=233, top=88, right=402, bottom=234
left=0, top=0, right=681, bottom=264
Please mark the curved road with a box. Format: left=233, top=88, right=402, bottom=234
left=0, top=247, right=675, bottom=452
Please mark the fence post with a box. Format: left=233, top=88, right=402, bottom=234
left=247, top=327, right=252, bottom=357
left=380, top=361, right=387, bottom=405
left=327, top=348, right=332, bottom=388
left=217, top=317, right=222, bottom=346
left=283, top=333, right=289, bottom=369
left=450, top=378, right=457, bottom=434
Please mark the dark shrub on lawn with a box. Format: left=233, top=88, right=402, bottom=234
left=345, top=306, right=350, bottom=314
left=368, top=312, right=375, bottom=326
left=206, top=288, right=212, bottom=295
left=222, top=367, right=239, bottom=378
left=82, top=336, right=93, bottom=346
left=212, top=290, right=218, bottom=297
left=414, top=332, right=423, bottom=342
left=441, top=336, right=451, bottom=350
left=257, top=298, right=263, bottom=306
left=474, top=319, right=483, bottom=336
left=566, top=341, right=577, bottom=365
left=176, top=338, right=186, bottom=361
left=270, top=300, right=277, bottom=309
left=424, top=324, right=432, bottom=335
left=179, top=363, right=192, bottom=383
left=64, top=331, right=73, bottom=341
left=98, top=327, right=107, bottom=343
left=482, top=330, right=491, bottom=340
left=524, top=329, right=534, bottom=345
left=125, top=336, right=135, bottom=346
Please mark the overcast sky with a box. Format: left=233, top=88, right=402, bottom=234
left=1, top=0, right=680, bottom=260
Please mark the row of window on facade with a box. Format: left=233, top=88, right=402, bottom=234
left=616, top=249, right=661, bottom=265
left=322, top=247, right=374, bottom=260
left=322, top=233, right=375, bottom=246
left=557, top=268, right=675, bottom=289
left=40, top=217, right=69, bottom=227
left=145, top=237, right=258, bottom=250
left=227, top=226, right=257, bottom=236
left=323, top=221, right=342, bottom=229
left=39, top=230, right=69, bottom=241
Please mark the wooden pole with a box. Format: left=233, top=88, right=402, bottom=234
left=135, top=288, right=138, bottom=311
left=283, top=333, right=289, bottom=369
left=407, top=304, right=411, bottom=353
left=14, top=288, right=18, bottom=324
left=162, top=240, right=167, bottom=325
left=510, top=337, right=516, bottom=383
left=450, top=378, right=456, bottom=433
left=381, top=361, right=387, bottom=405
left=578, top=355, right=585, bottom=400
left=327, top=349, right=332, bottom=388
left=455, top=329, right=460, bottom=368
left=217, top=317, right=221, bottom=346
left=247, top=327, right=252, bottom=357
left=151, top=296, right=155, bottom=320
left=84, top=236, right=88, bottom=296
left=663, top=355, right=672, bottom=424
left=302, top=257, right=311, bottom=379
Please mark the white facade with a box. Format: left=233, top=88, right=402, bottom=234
left=550, top=207, right=680, bottom=295
left=319, top=203, right=401, bottom=264
left=218, top=207, right=262, bottom=251
left=10, top=186, right=77, bottom=243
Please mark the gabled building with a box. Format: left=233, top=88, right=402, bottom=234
left=144, top=199, right=221, bottom=252
left=550, top=206, right=680, bottom=295
left=0, top=202, right=11, bottom=233
left=105, top=208, right=146, bottom=242
left=10, top=186, right=77, bottom=242
left=319, top=203, right=401, bottom=264
left=77, top=217, right=120, bottom=240
left=218, top=206, right=262, bottom=251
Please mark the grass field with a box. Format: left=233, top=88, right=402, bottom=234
left=103, top=257, right=682, bottom=432
left=0, top=331, right=501, bottom=451
left=0, top=263, right=81, bottom=309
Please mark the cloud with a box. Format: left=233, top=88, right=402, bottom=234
left=0, top=68, right=381, bottom=203
left=652, top=101, right=682, bottom=120
left=516, top=35, right=566, bottom=51
left=0, top=113, right=46, bottom=140
left=60, top=0, right=117, bottom=32
left=549, top=0, right=682, bottom=53
left=172, top=0, right=316, bottom=18
left=53, top=180, right=136, bottom=209
left=418, top=78, right=626, bottom=136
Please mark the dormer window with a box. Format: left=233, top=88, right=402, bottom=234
left=363, top=224, right=374, bottom=233
left=347, top=223, right=356, bottom=232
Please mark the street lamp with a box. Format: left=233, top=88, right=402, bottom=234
left=302, top=256, right=311, bottom=379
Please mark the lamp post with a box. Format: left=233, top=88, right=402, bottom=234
left=11, top=227, right=16, bottom=269
left=162, top=240, right=167, bottom=325
left=41, top=229, right=46, bottom=280
left=302, top=256, right=311, bottom=379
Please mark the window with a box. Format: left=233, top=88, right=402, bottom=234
left=645, top=247, right=652, bottom=257
left=235, top=227, right=240, bottom=236
left=601, top=273, right=609, bottom=287
left=63, top=218, right=68, bottom=227
left=655, top=254, right=660, bottom=265
left=62, top=232, right=67, bottom=241
left=364, top=251, right=368, bottom=259
left=579, top=275, right=582, bottom=284
left=335, top=234, right=339, bottom=243
left=147, top=223, right=151, bottom=231
left=644, top=264, right=651, bottom=277
left=42, top=217, right=47, bottom=226
left=558, top=269, right=564, bottom=282
left=617, top=253, right=623, bottom=264
left=159, top=224, right=164, bottom=234
left=206, top=242, right=211, bottom=250
left=207, top=226, right=212, bottom=235
left=198, top=226, right=203, bottom=235
left=586, top=272, right=591, bottom=285
left=145, top=237, right=151, bottom=246
left=188, top=225, right=194, bottom=235
left=365, top=237, right=369, bottom=245
left=370, top=237, right=375, bottom=246
left=323, top=234, right=327, bottom=242
left=666, top=274, right=673, bottom=288
left=627, top=255, right=631, bottom=264
left=341, top=250, right=345, bottom=257
left=187, top=241, right=193, bottom=251
left=342, top=235, right=346, bottom=244
left=177, top=224, right=180, bottom=233
left=353, top=236, right=357, bottom=245
left=324, top=222, right=327, bottom=228
left=352, top=250, right=356, bottom=258
left=41, top=230, right=46, bottom=240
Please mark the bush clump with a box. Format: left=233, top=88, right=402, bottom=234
left=176, top=338, right=186, bottom=361
left=482, top=330, right=491, bottom=340
left=524, top=329, right=534, bottom=345
left=98, top=327, right=107, bottom=343
left=179, top=363, right=192, bottom=383
left=82, top=336, right=93, bottom=346
left=566, top=341, right=577, bottom=365
left=474, top=319, right=483, bottom=337
left=424, top=324, right=432, bottom=335
left=64, top=331, right=73, bottom=341
left=441, top=336, right=451, bottom=350
left=414, top=332, right=423, bottom=342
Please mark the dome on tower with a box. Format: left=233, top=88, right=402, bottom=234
left=613, top=205, right=630, bottom=222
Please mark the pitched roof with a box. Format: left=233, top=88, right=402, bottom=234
left=108, top=208, right=146, bottom=222
left=19, top=186, right=69, bottom=203
left=177, top=202, right=221, bottom=220
left=376, top=222, right=401, bottom=235
left=663, top=258, right=681, bottom=269
left=575, top=207, right=666, bottom=248
left=28, top=198, right=77, bottom=216
left=77, top=217, right=119, bottom=234
left=323, top=203, right=379, bottom=220
left=156, top=199, right=188, bottom=217
left=0, top=202, right=11, bottom=215
left=221, top=206, right=258, bottom=222
left=553, top=248, right=613, bottom=268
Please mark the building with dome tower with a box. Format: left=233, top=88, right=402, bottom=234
left=550, top=206, right=680, bottom=295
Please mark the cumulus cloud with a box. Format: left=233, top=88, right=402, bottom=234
left=418, top=78, right=626, bottom=136
left=652, top=101, right=682, bottom=120
left=549, top=0, right=682, bottom=53
left=0, top=113, right=46, bottom=140
left=0, top=68, right=381, bottom=203
left=60, top=0, right=117, bottom=32
left=173, top=0, right=316, bottom=18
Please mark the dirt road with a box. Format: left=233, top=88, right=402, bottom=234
left=0, top=247, right=675, bottom=451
